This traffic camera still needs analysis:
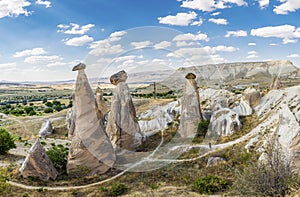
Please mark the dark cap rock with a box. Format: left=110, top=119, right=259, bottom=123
left=110, top=70, right=128, bottom=85
left=72, top=63, right=86, bottom=71
left=185, top=73, right=196, bottom=79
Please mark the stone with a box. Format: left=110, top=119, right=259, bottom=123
left=106, top=70, right=144, bottom=150
left=110, top=70, right=128, bottom=85
left=178, top=73, right=203, bottom=138
left=232, top=99, right=253, bottom=116
left=206, top=157, right=226, bottom=167
left=20, top=139, right=58, bottom=181
left=67, top=64, right=115, bottom=176
left=270, top=75, right=281, bottom=90
left=72, top=63, right=86, bottom=71
left=95, top=86, right=107, bottom=123
left=66, top=108, right=76, bottom=139
left=243, top=88, right=261, bottom=108
left=38, top=119, right=53, bottom=137
left=207, top=108, right=241, bottom=137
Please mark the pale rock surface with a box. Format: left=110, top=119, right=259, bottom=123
left=206, top=157, right=226, bottom=167
left=106, top=70, right=144, bottom=150
left=38, top=119, right=53, bottom=137
left=66, top=108, right=76, bottom=139
left=20, top=139, right=58, bottom=181
left=207, top=108, right=241, bottom=137
left=243, top=88, right=261, bottom=108
left=232, top=99, right=253, bottom=116
left=67, top=63, right=115, bottom=176
left=178, top=73, right=202, bottom=138
left=270, top=75, right=281, bottom=90
left=95, top=86, right=107, bottom=123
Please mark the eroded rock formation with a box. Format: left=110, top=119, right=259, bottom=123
left=178, top=73, right=202, bottom=138
left=67, top=63, right=115, bottom=176
left=95, top=86, right=107, bottom=123
left=106, top=70, right=144, bottom=150
left=20, top=139, right=58, bottom=181
left=38, top=119, right=53, bottom=137
left=243, top=88, right=261, bottom=108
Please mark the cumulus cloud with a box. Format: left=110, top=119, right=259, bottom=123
left=131, top=41, right=152, bottom=49
left=251, top=24, right=300, bottom=44
left=24, top=55, right=63, bottom=64
left=14, top=48, right=46, bottom=57
left=269, top=43, right=279, bottom=46
left=173, top=32, right=209, bottom=41
left=247, top=51, right=258, bottom=58
left=258, top=0, right=269, bottom=8
left=211, top=12, right=221, bottom=16
left=208, top=18, right=228, bottom=25
left=0, top=0, right=31, bottom=19
left=57, top=23, right=95, bottom=35
left=64, top=35, right=94, bottom=46
left=287, top=54, right=300, bottom=58
left=225, top=30, right=247, bottom=37
left=35, top=0, right=51, bottom=8
left=191, top=17, right=203, bottom=26
left=158, top=11, right=197, bottom=26
left=248, top=42, right=256, bottom=46
left=47, top=62, right=67, bottom=67
left=274, top=0, right=300, bottom=14
left=154, top=41, right=172, bottom=49
left=180, top=0, right=247, bottom=12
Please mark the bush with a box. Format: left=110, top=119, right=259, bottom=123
left=54, top=105, right=62, bottom=112
left=0, top=128, right=16, bottom=155
left=43, top=107, right=53, bottom=113
left=109, top=183, right=128, bottom=196
left=0, top=168, right=9, bottom=194
left=192, top=175, right=229, bottom=194
left=197, top=120, right=210, bottom=137
left=45, top=102, right=53, bottom=107
left=232, top=136, right=293, bottom=196
left=46, top=145, right=68, bottom=173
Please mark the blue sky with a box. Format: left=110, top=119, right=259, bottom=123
left=0, top=0, right=300, bottom=81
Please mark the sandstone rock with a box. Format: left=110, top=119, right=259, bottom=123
left=66, top=108, right=76, bottom=139
left=106, top=70, right=144, bottom=150
left=178, top=73, right=202, bottom=138
left=232, top=99, right=253, bottom=116
left=270, top=75, right=281, bottom=90
left=206, top=157, right=226, bottom=167
left=95, top=86, right=107, bottom=122
left=207, top=108, right=241, bottom=137
left=72, top=63, right=86, bottom=71
left=38, top=120, right=53, bottom=137
left=20, top=139, right=58, bottom=181
left=67, top=64, right=115, bottom=176
left=243, top=88, right=261, bottom=108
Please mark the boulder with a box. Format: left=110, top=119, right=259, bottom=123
left=207, top=108, right=241, bottom=137
left=178, top=73, right=202, bottom=138
left=243, top=88, right=261, bottom=108
left=67, top=63, right=115, bottom=176
left=106, top=70, right=144, bottom=150
left=38, top=120, right=53, bottom=137
left=232, top=99, right=253, bottom=116
left=20, top=139, right=58, bottom=181
left=206, top=157, right=226, bottom=167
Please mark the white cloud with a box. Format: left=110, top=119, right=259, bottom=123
left=247, top=51, right=258, bottom=58
left=47, top=62, right=67, bottom=67
left=173, top=32, right=209, bottom=41
left=154, top=41, right=172, bottom=49
left=14, top=48, right=46, bottom=57
left=0, top=0, right=31, bottom=19
left=0, top=63, right=17, bottom=69
left=208, top=18, right=228, bottom=25
left=274, top=0, right=300, bottom=14
left=258, top=0, right=269, bottom=8
left=251, top=25, right=300, bottom=44
left=191, top=17, right=203, bottom=26
left=131, top=41, right=152, bottom=49
left=24, top=55, right=63, bottom=64
left=210, top=45, right=238, bottom=52
left=35, top=0, right=51, bottom=8
left=248, top=42, right=256, bottom=46
left=211, top=12, right=221, bottom=16
left=158, top=11, right=197, bottom=26
left=287, top=54, right=300, bottom=58
left=269, top=43, right=278, bottom=46
left=58, top=23, right=95, bottom=35
left=64, top=35, right=94, bottom=46
left=225, top=30, right=247, bottom=37
left=180, top=0, right=247, bottom=12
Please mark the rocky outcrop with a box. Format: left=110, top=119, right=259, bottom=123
left=232, top=99, right=253, bottom=116
left=67, top=63, right=115, bottom=176
left=270, top=75, right=281, bottom=90
left=20, top=139, right=58, bottom=181
left=38, top=120, right=53, bottom=137
left=206, top=157, right=226, bottom=167
left=207, top=108, right=241, bottom=137
left=178, top=73, right=202, bottom=138
left=106, top=70, right=144, bottom=150
left=243, top=88, right=261, bottom=108
left=95, top=86, right=107, bottom=123
left=66, top=108, right=75, bottom=139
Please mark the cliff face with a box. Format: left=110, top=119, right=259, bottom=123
left=161, top=60, right=299, bottom=91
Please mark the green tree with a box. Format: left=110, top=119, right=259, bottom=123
left=45, top=102, right=53, bottom=107
left=0, top=128, right=16, bottom=155
left=43, top=107, right=53, bottom=113
left=46, top=144, right=68, bottom=173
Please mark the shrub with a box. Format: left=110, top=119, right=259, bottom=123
left=109, top=183, right=128, bottom=196
left=0, top=168, right=9, bottom=194
left=197, top=120, right=210, bottom=137
left=232, top=136, right=293, bottom=196
left=45, top=102, right=53, bottom=107
left=42, top=98, right=47, bottom=104
left=54, top=105, right=62, bottom=112
left=43, top=107, right=53, bottom=113
left=0, top=128, right=16, bottom=155
left=46, top=145, right=68, bottom=173
left=192, top=175, right=229, bottom=194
